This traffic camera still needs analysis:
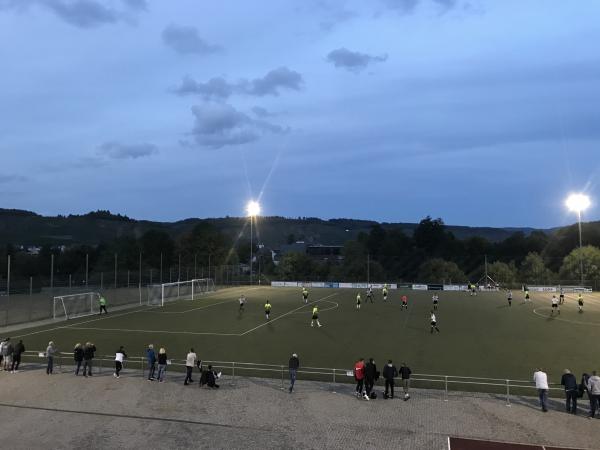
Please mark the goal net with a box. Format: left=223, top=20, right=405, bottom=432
left=53, top=292, right=101, bottom=320
left=146, top=278, right=216, bottom=307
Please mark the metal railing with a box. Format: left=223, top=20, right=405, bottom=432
left=19, top=351, right=566, bottom=405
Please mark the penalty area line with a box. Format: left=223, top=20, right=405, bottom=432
left=66, top=326, right=240, bottom=337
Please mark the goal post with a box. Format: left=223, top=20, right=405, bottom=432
left=147, top=278, right=216, bottom=307
left=53, top=292, right=101, bottom=320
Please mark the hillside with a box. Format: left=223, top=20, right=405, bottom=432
left=0, top=208, right=550, bottom=248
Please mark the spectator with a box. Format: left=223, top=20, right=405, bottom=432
left=184, top=348, right=197, bottom=385
left=354, top=358, right=366, bottom=399
left=587, top=370, right=600, bottom=418
left=383, top=360, right=398, bottom=399
left=146, top=344, right=157, bottom=381
left=561, top=369, right=578, bottom=414
left=114, top=346, right=127, bottom=378
left=288, top=353, right=300, bottom=393
left=11, top=339, right=25, bottom=373
left=73, top=343, right=84, bottom=376
left=399, top=362, right=412, bottom=400
left=46, top=341, right=57, bottom=375
left=157, top=348, right=167, bottom=383
left=0, top=337, right=5, bottom=370
left=83, top=342, right=96, bottom=377
left=533, top=368, right=549, bottom=412
left=581, top=373, right=593, bottom=415
left=206, top=365, right=220, bottom=388
left=365, top=358, right=377, bottom=398
left=3, top=338, right=13, bottom=372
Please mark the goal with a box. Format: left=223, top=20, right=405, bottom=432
left=147, top=278, right=216, bottom=307
left=53, top=292, right=101, bottom=320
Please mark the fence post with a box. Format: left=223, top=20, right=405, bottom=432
left=506, top=379, right=511, bottom=406
left=444, top=376, right=448, bottom=401
left=232, top=361, right=235, bottom=384
left=332, top=369, right=337, bottom=394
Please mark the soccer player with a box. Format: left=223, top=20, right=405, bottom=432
left=551, top=295, right=560, bottom=316
left=559, top=288, right=565, bottom=305
left=430, top=311, right=440, bottom=333
left=356, top=292, right=361, bottom=310
left=578, top=294, right=584, bottom=313
left=507, top=290, right=512, bottom=307
left=99, top=295, right=108, bottom=314
left=239, top=294, right=246, bottom=312
left=264, top=300, right=272, bottom=320
left=524, top=289, right=530, bottom=303
left=432, top=293, right=439, bottom=310
left=366, top=287, right=374, bottom=304
left=311, top=306, right=322, bottom=327
left=302, top=287, right=309, bottom=304
left=401, top=295, right=408, bottom=310
left=382, top=285, right=388, bottom=302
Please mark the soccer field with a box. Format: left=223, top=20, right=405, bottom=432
left=9, top=286, right=600, bottom=381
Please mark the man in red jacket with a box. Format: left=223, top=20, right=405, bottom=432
left=354, top=358, right=367, bottom=399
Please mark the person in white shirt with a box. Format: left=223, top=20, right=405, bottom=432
left=551, top=295, right=560, bottom=316
left=114, top=346, right=127, bottom=378
left=587, top=370, right=600, bottom=418
left=184, top=348, right=197, bottom=385
left=430, top=311, right=440, bottom=334
left=239, top=295, right=246, bottom=312
left=533, top=368, right=549, bottom=412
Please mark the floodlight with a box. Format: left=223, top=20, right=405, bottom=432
left=246, top=201, right=261, bottom=217
left=566, top=194, right=591, bottom=213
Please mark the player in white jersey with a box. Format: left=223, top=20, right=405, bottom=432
left=430, top=311, right=440, bottom=333
left=432, top=294, right=439, bottom=310
left=550, top=295, right=560, bottom=316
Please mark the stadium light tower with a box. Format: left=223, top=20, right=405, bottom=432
left=246, top=201, right=261, bottom=285
left=566, top=193, right=591, bottom=286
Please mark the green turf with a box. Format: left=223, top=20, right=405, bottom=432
left=9, top=287, right=600, bottom=382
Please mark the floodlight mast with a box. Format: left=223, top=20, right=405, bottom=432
left=246, top=201, right=261, bottom=285
left=566, top=194, right=591, bottom=286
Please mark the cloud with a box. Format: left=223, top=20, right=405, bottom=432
left=251, top=106, right=274, bottom=118
left=97, top=142, right=158, bottom=159
left=0, top=174, right=27, bottom=183
left=0, top=0, right=146, bottom=28
left=326, top=48, right=388, bottom=72
left=173, top=66, right=303, bottom=99
left=189, top=103, right=286, bottom=148
left=162, top=24, right=220, bottom=55
left=379, top=0, right=419, bottom=13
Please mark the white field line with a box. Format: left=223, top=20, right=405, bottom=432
left=288, top=300, right=339, bottom=315
left=531, top=307, right=600, bottom=327
left=239, top=293, right=339, bottom=336
left=149, top=286, right=263, bottom=314
left=66, top=326, right=239, bottom=337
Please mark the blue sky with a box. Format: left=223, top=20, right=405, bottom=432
left=1, top=0, right=599, bottom=228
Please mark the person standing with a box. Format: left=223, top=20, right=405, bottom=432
left=432, top=294, right=439, bottom=310
left=264, top=300, right=272, bottom=320
left=157, top=347, right=167, bottom=382
left=0, top=337, right=5, bottom=370
left=430, top=311, right=440, bottom=333
left=356, top=293, right=361, bottom=310
left=73, top=343, right=84, bottom=376
left=146, top=344, right=157, bottom=381
left=365, top=358, right=377, bottom=398
left=11, top=339, right=25, bottom=373
left=551, top=295, right=560, bottom=315
left=561, top=369, right=578, bottom=414
left=401, top=295, right=408, bottom=310
left=46, top=341, right=57, bottom=375
left=288, top=353, right=299, bottom=393
left=383, top=360, right=398, bottom=399
left=302, top=288, right=309, bottom=304
left=533, top=368, right=549, bottom=412
left=2, top=338, right=13, bottom=372
left=83, top=342, right=96, bottom=377
left=399, top=362, right=412, bottom=400
left=184, top=348, right=197, bottom=385
left=587, top=370, right=600, bottom=418
left=559, top=287, right=565, bottom=305
left=99, top=295, right=108, bottom=314
left=578, top=295, right=584, bottom=313
left=239, top=294, right=246, bottom=312
left=507, top=290, right=513, bottom=307
left=382, top=285, right=388, bottom=302
left=354, top=358, right=366, bottom=399
left=311, top=306, right=322, bottom=327
left=114, top=346, right=127, bottom=378
left=366, top=287, right=374, bottom=304
left=524, top=289, right=530, bottom=303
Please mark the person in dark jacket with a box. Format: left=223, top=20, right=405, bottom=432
left=399, top=362, right=412, bottom=400
left=73, top=343, right=84, bottom=375
left=383, top=360, right=398, bottom=399
left=82, top=342, right=96, bottom=377
left=206, top=365, right=219, bottom=388
left=561, top=369, right=578, bottom=414
left=10, top=340, right=25, bottom=373
left=146, top=344, right=157, bottom=381
left=288, top=353, right=300, bottom=393
left=581, top=373, right=593, bottom=414
left=365, top=358, right=377, bottom=398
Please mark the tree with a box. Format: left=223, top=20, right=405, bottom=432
left=277, top=252, right=315, bottom=281
left=519, top=252, right=554, bottom=284
left=418, top=258, right=466, bottom=283
left=413, top=216, right=447, bottom=255
left=559, top=245, right=600, bottom=283
left=487, top=261, right=517, bottom=285
left=140, top=230, right=175, bottom=270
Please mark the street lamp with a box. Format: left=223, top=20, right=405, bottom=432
left=246, top=201, right=261, bottom=285
left=566, top=193, right=591, bottom=286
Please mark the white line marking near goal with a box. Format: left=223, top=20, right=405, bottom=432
left=239, top=293, right=339, bottom=336
left=66, top=326, right=239, bottom=337
left=532, top=308, right=600, bottom=327
left=145, top=299, right=237, bottom=314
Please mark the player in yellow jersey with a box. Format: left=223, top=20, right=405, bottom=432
left=311, top=306, right=322, bottom=327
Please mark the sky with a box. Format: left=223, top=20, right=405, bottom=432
left=1, top=0, right=599, bottom=228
